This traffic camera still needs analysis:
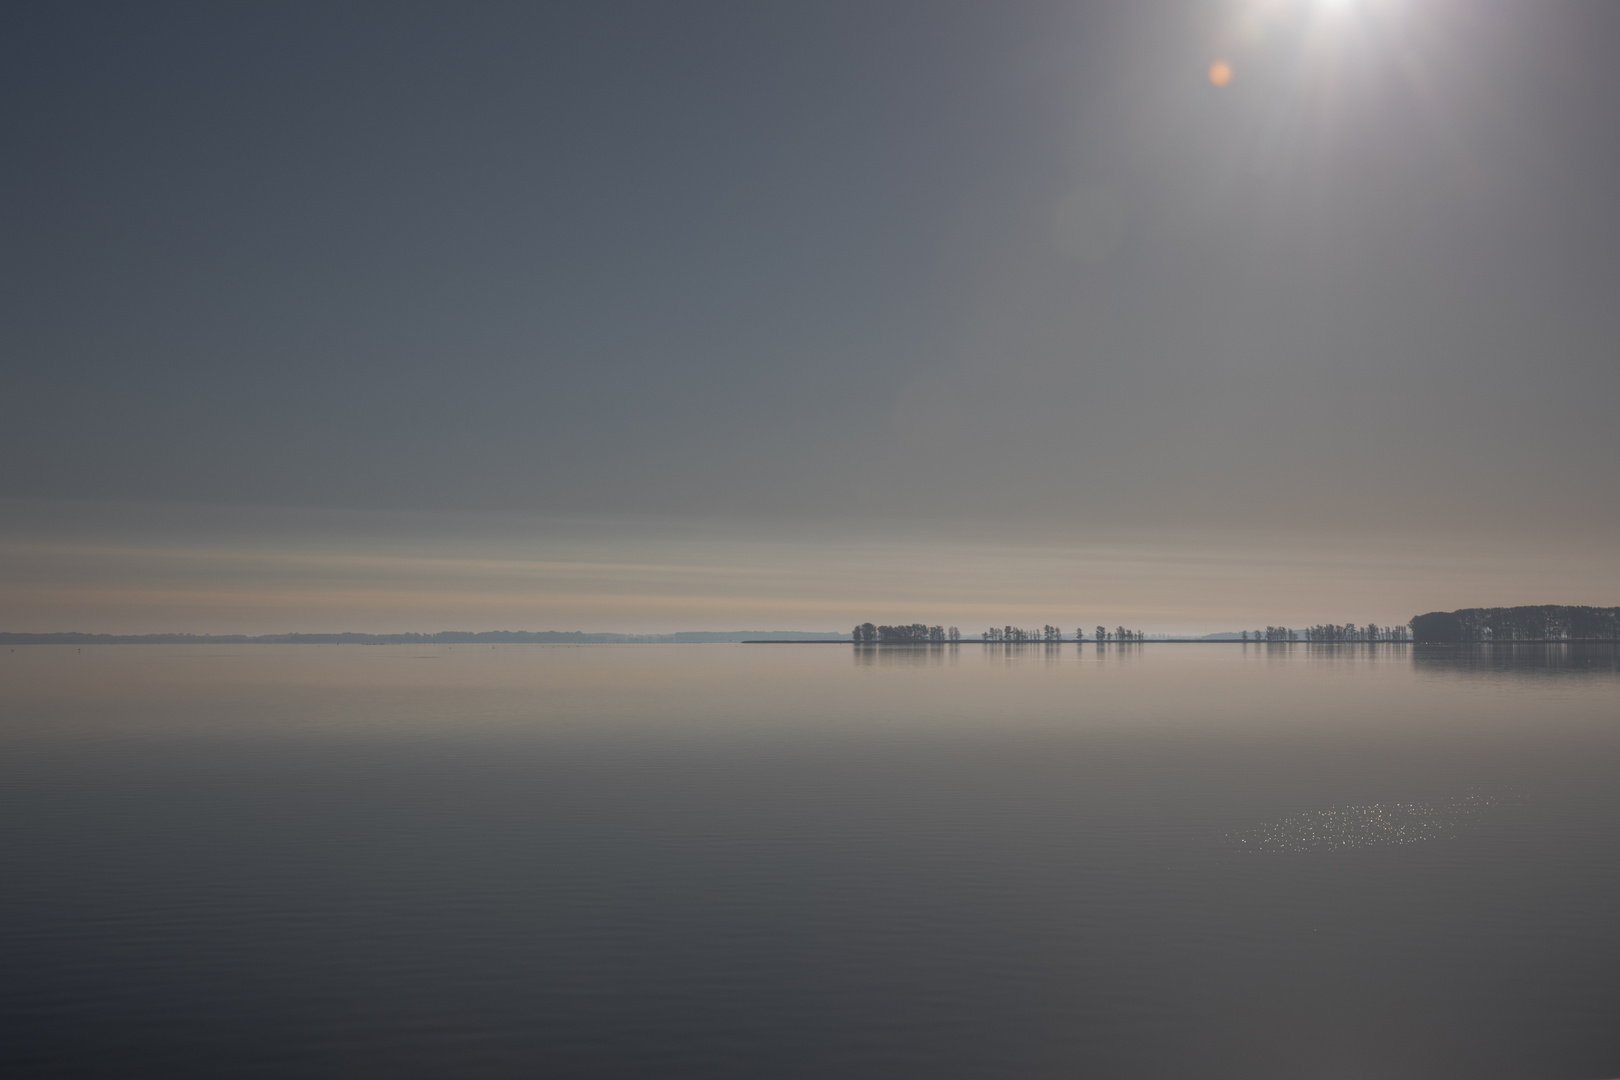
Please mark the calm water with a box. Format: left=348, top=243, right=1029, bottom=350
left=2, top=643, right=1618, bottom=1079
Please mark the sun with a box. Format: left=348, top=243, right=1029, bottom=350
left=1208, top=59, right=1233, bottom=87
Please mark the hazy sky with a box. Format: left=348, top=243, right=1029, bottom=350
left=4, top=0, right=1618, bottom=632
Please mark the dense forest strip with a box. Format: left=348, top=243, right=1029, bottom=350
left=1410, top=606, right=1620, bottom=643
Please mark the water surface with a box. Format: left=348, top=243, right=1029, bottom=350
left=2, top=642, right=1617, bottom=1078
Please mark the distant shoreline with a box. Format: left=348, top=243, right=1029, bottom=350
left=5, top=635, right=1615, bottom=647
left=0, top=631, right=837, bottom=646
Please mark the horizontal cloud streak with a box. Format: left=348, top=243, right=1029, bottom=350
left=3, top=502, right=1613, bottom=635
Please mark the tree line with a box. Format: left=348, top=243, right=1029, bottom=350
left=1410, top=606, right=1620, bottom=643
left=981, top=625, right=1065, bottom=642
left=852, top=623, right=962, bottom=644
left=853, top=623, right=1418, bottom=644
left=981, top=626, right=1145, bottom=642
left=857, top=624, right=1147, bottom=643
left=1241, top=625, right=1412, bottom=643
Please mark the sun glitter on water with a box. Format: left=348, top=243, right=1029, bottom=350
left=1208, top=59, right=1233, bottom=87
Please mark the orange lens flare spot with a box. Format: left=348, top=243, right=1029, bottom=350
left=1208, top=60, right=1233, bottom=87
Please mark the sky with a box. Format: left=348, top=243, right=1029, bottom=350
left=3, top=0, right=1618, bottom=634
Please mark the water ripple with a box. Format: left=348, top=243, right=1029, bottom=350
left=1227, top=796, right=1498, bottom=854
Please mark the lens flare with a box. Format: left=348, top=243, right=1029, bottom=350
left=1208, top=59, right=1233, bottom=87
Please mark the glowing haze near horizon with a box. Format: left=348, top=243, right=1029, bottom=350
left=3, top=0, right=1618, bottom=634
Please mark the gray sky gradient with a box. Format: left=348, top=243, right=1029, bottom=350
left=3, top=1, right=1618, bottom=630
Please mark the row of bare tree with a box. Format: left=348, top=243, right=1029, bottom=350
left=975, top=626, right=1145, bottom=642
left=1237, top=625, right=1412, bottom=643
left=1301, top=624, right=1411, bottom=642
left=856, top=622, right=1424, bottom=644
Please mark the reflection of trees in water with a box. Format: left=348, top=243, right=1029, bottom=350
left=1296, top=642, right=1410, bottom=670
left=1413, top=643, right=1620, bottom=675
left=978, top=641, right=1070, bottom=668
left=852, top=643, right=958, bottom=667
left=1088, top=641, right=1145, bottom=667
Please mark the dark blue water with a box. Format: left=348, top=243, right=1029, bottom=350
left=2, top=643, right=1618, bottom=1078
